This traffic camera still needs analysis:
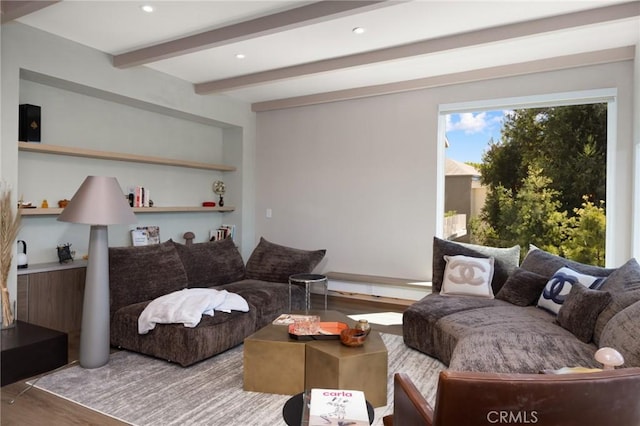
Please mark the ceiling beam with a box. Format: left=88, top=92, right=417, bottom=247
left=251, top=46, right=636, bottom=112
left=0, top=0, right=59, bottom=24
left=196, top=1, right=640, bottom=95
left=113, top=0, right=395, bottom=68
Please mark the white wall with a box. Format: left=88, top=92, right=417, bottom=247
left=256, top=61, right=636, bottom=281
left=1, top=23, right=257, bottom=313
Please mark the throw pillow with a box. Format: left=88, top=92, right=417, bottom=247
left=495, top=267, right=549, bottom=306
left=520, top=246, right=614, bottom=280
left=537, top=266, right=607, bottom=315
left=441, top=254, right=495, bottom=298
left=432, top=237, right=519, bottom=294
left=109, top=240, right=188, bottom=315
left=556, top=283, right=611, bottom=343
left=173, top=237, right=246, bottom=288
left=599, top=300, right=640, bottom=368
left=593, top=258, right=640, bottom=345
left=245, top=237, right=326, bottom=283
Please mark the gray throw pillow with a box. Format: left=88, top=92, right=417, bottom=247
left=556, top=284, right=611, bottom=343
left=173, top=237, right=245, bottom=288
left=593, top=258, right=640, bottom=345
left=245, top=237, right=326, bottom=283
left=432, top=237, right=520, bottom=294
left=599, top=300, right=640, bottom=368
left=520, top=246, right=614, bottom=280
left=109, top=240, right=188, bottom=315
left=495, top=267, right=548, bottom=306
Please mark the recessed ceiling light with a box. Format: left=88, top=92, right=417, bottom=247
left=352, top=27, right=365, bottom=35
left=235, top=53, right=246, bottom=59
left=141, top=5, right=154, bottom=13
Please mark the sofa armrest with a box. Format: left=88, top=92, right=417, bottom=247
left=389, top=372, right=434, bottom=426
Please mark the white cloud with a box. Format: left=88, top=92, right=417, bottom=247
left=448, top=112, right=488, bottom=134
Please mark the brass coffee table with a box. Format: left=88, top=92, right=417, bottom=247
left=243, top=310, right=388, bottom=407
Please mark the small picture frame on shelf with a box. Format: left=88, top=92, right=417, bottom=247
left=57, top=243, right=73, bottom=263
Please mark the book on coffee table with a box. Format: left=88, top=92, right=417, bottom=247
left=308, top=388, right=369, bottom=425
left=272, top=313, right=317, bottom=325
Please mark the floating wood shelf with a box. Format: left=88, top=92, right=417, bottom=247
left=20, top=206, right=235, bottom=216
left=18, top=142, right=236, bottom=172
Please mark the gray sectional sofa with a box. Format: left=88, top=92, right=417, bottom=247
left=403, top=238, right=640, bottom=373
left=109, top=237, right=326, bottom=366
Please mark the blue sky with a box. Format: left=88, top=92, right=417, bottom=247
left=445, top=110, right=509, bottom=164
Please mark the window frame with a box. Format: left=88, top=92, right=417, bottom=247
left=437, top=88, right=617, bottom=265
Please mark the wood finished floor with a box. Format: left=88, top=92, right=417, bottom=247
left=1, top=295, right=407, bottom=425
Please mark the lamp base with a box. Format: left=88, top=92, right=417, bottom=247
left=80, top=225, right=110, bottom=368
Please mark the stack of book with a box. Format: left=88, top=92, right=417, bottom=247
left=210, top=224, right=236, bottom=242
left=306, top=388, right=369, bottom=426
left=129, top=186, right=150, bottom=207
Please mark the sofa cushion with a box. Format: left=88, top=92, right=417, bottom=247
left=402, top=294, right=512, bottom=362
left=599, top=300, right=640, bottom=368
left=436, top=305, right=582, bottom=371
left=520, top=246, right=614, bottom=280
left=556, top=284, right=611, bottom=343
left=173, top=238, right=245, bottom=287
left=220, top=279, right=306, bottom=329
left=441, top=255, right=495, bottom=298
left=111, top=301, right=256, bottom=367
left=449, top=330, right=600, bottom=373
left=592, top=258, right=640, bottom=345
left=537, top=266, right=606, bottom=315
left=245, top=237, right=326, bottom=283
left=109, top=240, right=188, bottom=316
left=432, top=237, right=520, bottom=294
left=495, top=267, right=548, bottom=306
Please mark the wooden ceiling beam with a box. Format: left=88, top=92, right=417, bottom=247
left=0, top=0, right=59, bottom=24
left=195, top=1, right=640, bottom=95
left=113, top=1, right=394, bottom=69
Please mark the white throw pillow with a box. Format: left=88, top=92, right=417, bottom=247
left=537, top=266, right=607, bottom=315
left=441, top=255, right=495, bottom=298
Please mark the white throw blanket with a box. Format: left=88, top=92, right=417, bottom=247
left=138, top=288, right=249, bottom=334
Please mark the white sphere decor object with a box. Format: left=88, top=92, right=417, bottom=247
left=594, top=347, right=624, bottom=370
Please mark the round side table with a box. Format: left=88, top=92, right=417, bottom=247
left=288, top=273, right=328, bottom=312
left=282, top=392, right=375, bottom=426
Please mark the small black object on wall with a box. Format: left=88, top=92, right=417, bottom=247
left=19, top=104, right=41, bottom=142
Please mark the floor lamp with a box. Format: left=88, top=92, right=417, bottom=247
left=58, top=176, right=136, bottom=368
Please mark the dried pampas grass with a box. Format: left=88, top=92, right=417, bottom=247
left=1, top=182, right=21, bottom=327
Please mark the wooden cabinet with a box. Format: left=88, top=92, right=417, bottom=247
left=17, top=262, right=86, bottom=334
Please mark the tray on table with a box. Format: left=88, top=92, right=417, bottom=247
left=288, top=321, right=348, bottom=340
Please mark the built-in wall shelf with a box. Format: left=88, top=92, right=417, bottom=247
left=20, top=206, right=235, bottom=216
left=18, top=142, right=236, bottom=172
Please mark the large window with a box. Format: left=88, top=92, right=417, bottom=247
left=438, top=89, right=616, bottom=266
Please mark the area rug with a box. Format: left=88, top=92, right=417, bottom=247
left=348, top=312, right=404, bottom=325
left=32, top=333, right=445, bottom=425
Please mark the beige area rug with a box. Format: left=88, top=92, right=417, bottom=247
left=32, top=333, right=445, bottom=426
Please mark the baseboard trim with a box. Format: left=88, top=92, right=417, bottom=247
left=326, top=289, right=415, bottom=307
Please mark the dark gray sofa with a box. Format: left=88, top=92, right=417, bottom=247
left=404, top=238, right=640, bottom=373
left=109, top=237, right=326, bottom=366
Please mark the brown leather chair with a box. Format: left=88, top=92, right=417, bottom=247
left=383, top=368, right=640, bottom=426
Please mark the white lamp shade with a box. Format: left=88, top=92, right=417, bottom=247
left=57, top=176, right=137, bottom=225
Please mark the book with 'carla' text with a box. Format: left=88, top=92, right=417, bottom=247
left=308, top=388, right=368, bottom=426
